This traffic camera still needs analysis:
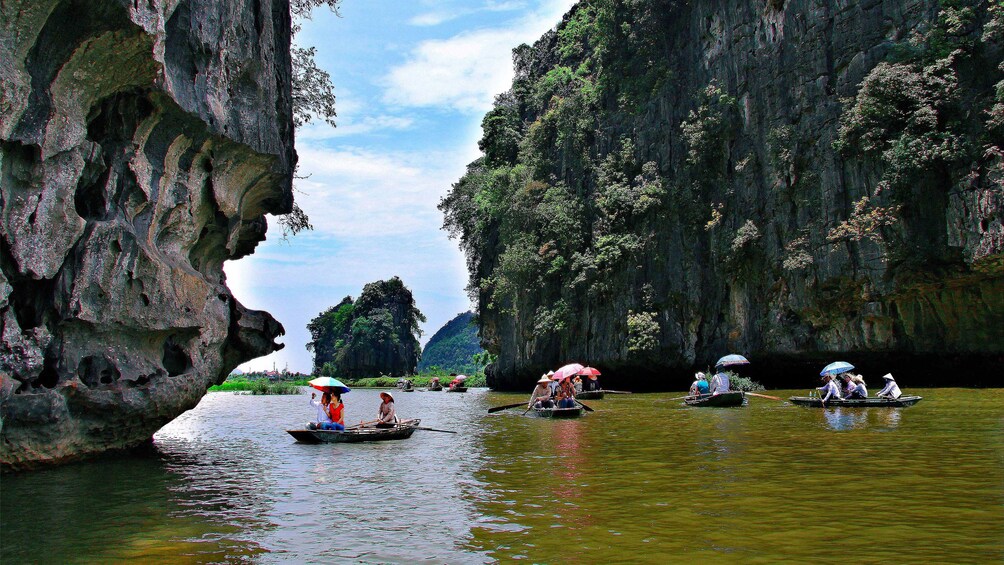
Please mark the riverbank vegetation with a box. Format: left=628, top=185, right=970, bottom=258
left=209, top=378, right=308, bottom=394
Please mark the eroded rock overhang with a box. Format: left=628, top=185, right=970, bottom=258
left=1, top=0, right=295, bottom=470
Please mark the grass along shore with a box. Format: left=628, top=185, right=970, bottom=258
left=208, top=372, right=487, bottom=394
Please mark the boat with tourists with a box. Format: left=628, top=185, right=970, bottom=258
left=287, top=419, right=421, bottom=443
left=528, top=406, right=584, bottom=418
left=788, top=395, right=923, bottom=408
left=446, top=386, right=467, bottom=392
left=684, top=391, right=746, bottom=407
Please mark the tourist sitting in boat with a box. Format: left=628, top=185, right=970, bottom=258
left=584, top=376, right=599, bottom=391
left=555, top=377, right=577, bottom=408
left=876, top=374, right=902, bottom=399
left=529, top=375, right=554, bottom=409
left=846, top=375, right=867, bottom=399
left=309, top=392, right=340, bottom=430
left=840, top=374, right=857, bottom=398
left=710, top=371, right=731, bottom=394
left=817, top=374, right=842, bottom=405
left=327, top=393, right=346, bottom=430
left=376, top=392, right=399, bottom=427
left=573, top=376, right=583, bottom=394
left=689, top=372, right=710, bottom=396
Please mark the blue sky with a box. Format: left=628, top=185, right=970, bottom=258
left=225, top=0, right=577, bottom=373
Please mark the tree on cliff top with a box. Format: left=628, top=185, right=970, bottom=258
left=306, top=277, right=426, bottom=378
left=277, top=0, right=341, bottom=239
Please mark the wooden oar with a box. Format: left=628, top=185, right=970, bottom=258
left=488, top=402, right=526, bottom=413
left=413, top=426, right=457, bottom=434
left=601, top=390, right=632, bottom=394
left=575, top=400, right=594, bottom=412
left=668, top=394, right=695, bottom=401
left=348, top=419, right=379, bottom=430
left=745, top=392, right=782, bottom=401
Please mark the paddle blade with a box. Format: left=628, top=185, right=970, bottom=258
left=487, top=402, right=526, bottom=413
left=576, top=400, right=594, bottom=412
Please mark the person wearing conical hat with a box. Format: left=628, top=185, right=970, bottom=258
left=529, top=375, right=554, bottom=409
left=846, top=375, right=868, bottom=399
left=817, top=374, right=842, bottom=406
left=876, top=374, right=902, bottom=399
left=376, top=391, right=398, bottom=427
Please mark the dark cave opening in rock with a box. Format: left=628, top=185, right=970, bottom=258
left=162, top=337, right=193, bottom=377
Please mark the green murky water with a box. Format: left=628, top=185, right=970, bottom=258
left=2, top=388, right=1002, bottom=563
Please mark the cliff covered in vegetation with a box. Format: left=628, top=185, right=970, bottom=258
left=441, top=0, right=1004, bottom=390
left=1, top=0, right=294, bottom=469
left=307, top=277, right=425, bottom=378
left=418, top=311, right=485, bottom=374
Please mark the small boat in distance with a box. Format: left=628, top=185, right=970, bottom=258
left=789, top=396, right=923, bottom=407
left=529, top=406, right=584, bottom=418
left=684, top=391, right=745, bottom=407
left=446, top=386, right=467, bottom=392
left=287, top=419, right=421, bottom=443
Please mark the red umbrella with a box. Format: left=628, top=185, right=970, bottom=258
left=577, top=367, right=601, bottom=378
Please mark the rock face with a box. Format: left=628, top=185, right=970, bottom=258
left=0, top=0, right=293, bottom=470
left=443, top=0, right=1004, bottom=390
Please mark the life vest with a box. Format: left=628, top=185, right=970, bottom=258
left=328, top=401, right=344, bottom=425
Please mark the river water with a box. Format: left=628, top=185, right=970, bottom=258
left=2, top=388, right=1002, bottom=563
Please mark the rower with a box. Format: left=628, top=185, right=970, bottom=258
left=376, top=392, right=398, bottom=427
left=876, top=374, right=902, bottom=399
left=529, top=375, right=554, bottom=409
left=817, top=374, right=842, bottom=405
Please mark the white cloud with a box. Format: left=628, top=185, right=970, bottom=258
left=385, top=0, right=577, bottom=113
left=289, top=145, right=462, bottom=239
left=409, top=1, right=528, bottom=26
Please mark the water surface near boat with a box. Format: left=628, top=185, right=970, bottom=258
left=2, top=388, right=1001, bottom=563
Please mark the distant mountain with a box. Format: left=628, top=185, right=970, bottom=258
left=418, top=312, right=484, bottom=373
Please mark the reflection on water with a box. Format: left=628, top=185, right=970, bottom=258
left=2, top=388, right=1003, bottom=563
left=822, top=407, right=902, bottom=431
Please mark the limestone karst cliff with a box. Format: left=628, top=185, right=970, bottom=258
left=1, top=0, right=294, bottom=469
left=441, top=0, right=1004, bottom=390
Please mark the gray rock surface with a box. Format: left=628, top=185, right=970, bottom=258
left=1, top=0, right=293, bottom=470
left=471, top=0, right=1004, bottom=390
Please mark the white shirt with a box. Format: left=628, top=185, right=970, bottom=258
left=710, top=373, right=730, bottom=394
left=310, top=398, right=331, bottom=423
left=851, top=383, right=868, bottom=397
left=817, top=380, right=842, bottom=402
left=877, top=381, right=902, bottom=399
left=529, top=384, right=551, bottom=406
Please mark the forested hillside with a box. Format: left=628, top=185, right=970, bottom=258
left=418, top=312, right=485, bottom=373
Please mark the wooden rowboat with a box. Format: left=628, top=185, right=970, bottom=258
left=684, top=391, right=745, bottom=407
left=428, top=385, right=442, bottom=391
left=446, top=386, right=468, bottom=392
left=287, top=419, right=421, bottom=443
left=575, top=390, right=605, bottom=400
left=529, top=406, right=584, bottom=418
left=788, top=396, right=923, bottom=407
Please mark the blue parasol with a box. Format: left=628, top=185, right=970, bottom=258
left=715, top=354, right=750, bottom=368
left=820, top=361, right=855, bottom=377
left=308, top=376, right=351, bottom=394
